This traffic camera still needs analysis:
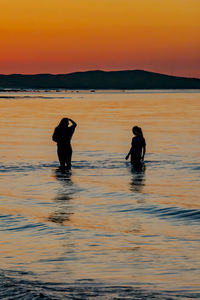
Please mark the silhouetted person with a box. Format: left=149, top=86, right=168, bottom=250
left=52, top=118, right=77, bottom=170
left=125, top=126, right=146, bottom=168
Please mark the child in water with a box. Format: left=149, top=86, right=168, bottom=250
left=125, top=126, right=146, bottom=165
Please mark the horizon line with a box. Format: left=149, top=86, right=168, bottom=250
left=0, top=69, right=199, bottom=80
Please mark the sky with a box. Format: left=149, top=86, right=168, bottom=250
left=0, top=0, right=200, bottom=77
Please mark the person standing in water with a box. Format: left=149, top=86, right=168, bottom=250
left=125, top=126, right=146, bottom=166
left=52, top=118, right=77, bottom=170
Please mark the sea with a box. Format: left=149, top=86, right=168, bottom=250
left=0, top=90, right=200, bottom=299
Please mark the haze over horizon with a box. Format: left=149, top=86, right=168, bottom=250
left=1, top=0, right=199, bottom=78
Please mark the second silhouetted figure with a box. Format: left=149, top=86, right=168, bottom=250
left=52, top=118, right=77, bottom=170
left=125, top=126, right=146, bottom=166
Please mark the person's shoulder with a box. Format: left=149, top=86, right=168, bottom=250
left=69, top=125, right=76, bottom=133
left=137, top=135, right=146, bottom=144
left=132, top=136, right=136, bottom=142
left=53, top=126, right=59, bottom=133
left=142, top=136, right=146, bottom=145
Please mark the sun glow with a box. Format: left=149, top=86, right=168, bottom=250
left=0, top=0, right=199, bottom=76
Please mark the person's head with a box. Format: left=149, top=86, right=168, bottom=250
left=132, top=126, right=143, bottom=136
left=58, top=118, right=69, bottom=127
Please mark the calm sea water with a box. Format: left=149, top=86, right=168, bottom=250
left=0, top=90, right=200, bottom=299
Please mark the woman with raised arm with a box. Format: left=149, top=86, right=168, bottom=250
left=52, top=118, right=77, bottom=170
left=125, top=126, right=146, bottom=167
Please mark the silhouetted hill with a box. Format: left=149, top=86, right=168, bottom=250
left=0, top=70, right=200, bottom=89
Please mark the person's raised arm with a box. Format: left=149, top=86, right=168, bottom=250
left=68, top=118, right=77, bottom=128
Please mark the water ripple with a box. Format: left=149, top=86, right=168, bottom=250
left=1, top=270, right=199, bottom=299
left=121, top=204, right=200, bottom=224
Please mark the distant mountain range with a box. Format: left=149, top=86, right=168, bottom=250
left=0, top=70, right=200, bottom=90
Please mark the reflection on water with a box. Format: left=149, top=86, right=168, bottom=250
left=129, top=163, right=146, bottom=193
left=48, top=169, right=74, bottom=225
left=0, top=91, right=200, bottom=297
left=54, top=168, right=72, bottom=184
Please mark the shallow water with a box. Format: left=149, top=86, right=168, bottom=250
left=0, top=90, right=200, bottom=299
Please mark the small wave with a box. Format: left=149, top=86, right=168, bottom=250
left=145, top=158, right=200, bottom=174
left=0, top=214, right=48, bottom=233
left=0, top=162, right=58, bottom=173
left=2, top=158, right=199, bottom=175
left=0, top=159, right=126, bottom=174
left=0, top=269, right=199, bottom=299
left=0, top=96, right=16, bottom=99
left=177, top=163, right=200, bottom=172
left=0, top=95, right=72, bottom=100
left=73, top=159, right=126, bottom=170
left=121, top=204, right=200, bottom=224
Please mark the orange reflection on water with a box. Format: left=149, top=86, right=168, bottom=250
left=0, top=91, right=200, bottom=290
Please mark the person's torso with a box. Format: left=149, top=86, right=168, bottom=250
left=131, top=136, right=145, bottom=154
left=56, top=127, right=74, bottom=145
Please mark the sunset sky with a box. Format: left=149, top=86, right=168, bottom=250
left=0, top=0, right=199, bottom=77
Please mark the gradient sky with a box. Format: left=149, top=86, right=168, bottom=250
left=0, top=0, right=200, bottom=77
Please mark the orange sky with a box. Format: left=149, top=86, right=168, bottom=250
left=0, top=0, right=200, bottom=77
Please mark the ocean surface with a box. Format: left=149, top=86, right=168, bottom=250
left=0, top=90, right=200, bottom=299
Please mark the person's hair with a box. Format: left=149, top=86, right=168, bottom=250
left=58, top=118, right=69, bottom=127
left=132, top=126, right=143, bottom=137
